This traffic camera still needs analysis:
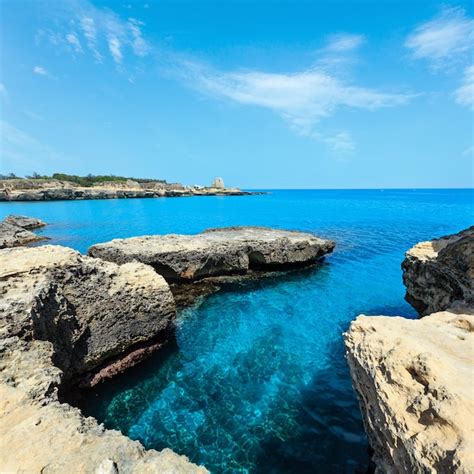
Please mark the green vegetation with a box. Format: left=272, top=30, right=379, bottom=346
left=0, top=173, right=167, bottom=187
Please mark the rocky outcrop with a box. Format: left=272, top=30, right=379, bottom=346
left=0, top=221, right=44, bottom=248
left=345, top=227, right=474, bottom=473
left=89, top=226, right=335, bottom=282
left=0, top=214, right=47, bottom=248
left=402, top=227, right=474, bottom=315
left=0, top=244, right=205, bottom=472
left=0, top=245, right=175, bottom=380
left=0, top=178, right=257, bottom=201
left=0, top=339, right=206, bottom=473
left=345, top=310, right=474, bottom=473
left=4, top=214, right=46, bottom=229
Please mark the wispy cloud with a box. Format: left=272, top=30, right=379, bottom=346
left=324, top=33, right=365, bottom=53
left=405, top=7, right=473, bottom=69
left=66, top=33, right=83, bottom=53
left=33, top=65, right=55, bottom=79
left=39, top=0, right=150, bottom=68
left=171, top=57, right=414, bottom=151
left=455, top=65, right=474, bottom=110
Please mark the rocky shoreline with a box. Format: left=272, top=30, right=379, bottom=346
left=0, top=178, right=260, bottom=201
left=344, top=227, right=474, bottom=473
left=0, top=214, right=48, bottom=248
left=0, top=222, right=334, bottom=472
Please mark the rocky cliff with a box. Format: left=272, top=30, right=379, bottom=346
left=89, top=226, right=335, bottom=282
left=402, top=226, right=474, bottom=316
left=0, top=244, right=206, bottom=472
left=345, top=227, right=474, bottom=473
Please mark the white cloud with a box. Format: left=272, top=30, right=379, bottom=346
left=462, top=145, right=474, bottom=157
left=40, top=1, right=150, bottom=67
left=80, top=16, right=102, bottom=61
left=33, top=66, right=53, bottom=78
left=455, top=65, right=474, bottom=110
left=128, top=18, right=149, bottom=56
left=66, top=33, right=83, bottom=53
left=405, top=7, right=474, bottom=69
left=324, top=34, right=365, bottom=53
left=173, top=59, right=413, bottom=150
left=108, top=36, right=123, bottom=63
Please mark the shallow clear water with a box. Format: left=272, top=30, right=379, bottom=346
left=1, top=189, right=472, bottom=473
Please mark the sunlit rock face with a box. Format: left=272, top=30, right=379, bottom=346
left=345, top=227, right=474, bottom=473
left=0, top=244, right=206, bottom=473
left=88, top=226, right=336, bottom=282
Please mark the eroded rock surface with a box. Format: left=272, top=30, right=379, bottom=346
left=0, top=221, right=44, bottom=248
left=345, top=310, right=474, bottom=473
left=0, top=245, right=175, bottom=378
left=345, top=226, right=474, bottom=473
left=4, top=214, right=46, bottom=229
left=89, top=226, right=335, bottom=282
left=402, top=227, right=474, bottom=315
left=0, top=244, right=205, bottom=472
left=0, top=338, right=206, bottom=473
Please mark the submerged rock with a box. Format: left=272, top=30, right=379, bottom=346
left=402, top=226, right=474, bottom=315
left=345, top=226, right=474, bottom=473
left=4, top=214, right=46, bottom=229
left=0, top=244, right=205, bottom=472
left=88, top=226, right=335, bottom=282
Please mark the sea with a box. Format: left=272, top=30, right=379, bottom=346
left=1, top=189, right=472, bottom=473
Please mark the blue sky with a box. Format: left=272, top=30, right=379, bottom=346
left=1, top=0, right=473, bottom=188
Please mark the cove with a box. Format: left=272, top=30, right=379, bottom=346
left=1, top=189, right=472, bottom=472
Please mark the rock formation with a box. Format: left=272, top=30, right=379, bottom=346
left=0, top=244, right=205, bottom=472
left=402, top=226, right=473, bottom=316
left=88, top=226, right=336, bottom=282
left=345, top=227, right=474, bottom=473
left=4, top=214, right=46, bottom=229
left=0, top=214, right=48, bottom=248
left=0, top=178, right=256, bottom=201
left=211, top=177, right=225, bottom=189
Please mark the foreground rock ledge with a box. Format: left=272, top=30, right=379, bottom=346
left=345, top=310, right=474, bottom=473
left=0, top=245, right=205, bottom=472
left=89, top=226, right=335, bottom=282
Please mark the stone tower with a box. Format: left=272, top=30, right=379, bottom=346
left=212, top=177, right=225, bottom=189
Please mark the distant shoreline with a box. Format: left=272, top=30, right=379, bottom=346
left=0, top=178, right=263, bottom=202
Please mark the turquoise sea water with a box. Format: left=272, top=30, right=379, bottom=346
left=1, top=189, right=472, bottom=473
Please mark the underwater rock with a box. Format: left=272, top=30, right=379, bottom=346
left=88, top=226, right=335, bottom=282
left=402, top=226, right=474, bottom=315
left=345, top=226, right=474, bottom=473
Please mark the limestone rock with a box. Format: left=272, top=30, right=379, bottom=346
left=344, top=310, right=474, bottom=473
left=4, top=214, right=46, bottom=229
left=0, top=221, right=44, bottom=248
left=88, top=226, right=335, bottom=282
left=211, top=177, right=225, bottom=189
left=0, top=245, right=175, bottom=378
left=0, top=339, right=206, bottom=473
left=402, top=227, right=474, bottom=315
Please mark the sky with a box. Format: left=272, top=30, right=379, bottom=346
left=0, top=0, right=473, bottom=188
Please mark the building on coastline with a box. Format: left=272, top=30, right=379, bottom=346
left=212, top=177, right=224, bottom=189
